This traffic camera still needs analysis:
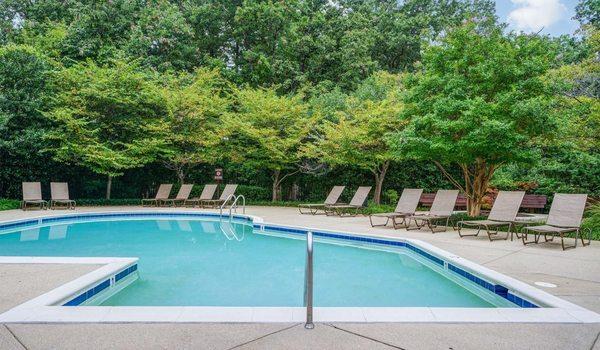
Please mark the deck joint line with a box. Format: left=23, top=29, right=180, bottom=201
left=225, top=323, right=301, bottom=350
left=3, top=324, right=28, bottom=350
left=327, top=323, right=407, bottom=350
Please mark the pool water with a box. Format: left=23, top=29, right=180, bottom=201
left=0, top=217, right=511, bottom=307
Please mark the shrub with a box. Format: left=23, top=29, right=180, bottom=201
left=582, top=204, right=600, bottom=241
left=0, top=199, right=20, bottom=211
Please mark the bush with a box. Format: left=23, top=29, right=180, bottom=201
left=0, top=199, right=20, bottom=211
left=237, top=185, right=271, bottom=202
left=383, top=189, right=398, bottom=205
left=76, top=199, right=142, bottom=206
left=582, top=204, right=600, bottom=241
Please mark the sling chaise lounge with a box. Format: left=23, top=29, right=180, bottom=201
left=201, top=184, right=238, bottom=208
left=185, top=184, right=218, bottom=207
left=520, top=193, right=590, bottom=250
left=141, top=184, right=173, bottom=207
left=457, top=191, right=525, bottom=241
left=50, top=182, right=76, bottom=210
left=325, top=186, right=372, bottom=217
left=299, top=186, right=345, bottom=215
left=161, top=184, right=194, bottom=207
left=21, top=182, right=47, bottom=210
left=406, top=189, right=459, bottom=233
left=369, top=188, right=423, bottom=228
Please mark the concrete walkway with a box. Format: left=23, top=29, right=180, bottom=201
left=1, top=206, right=599, bottom=349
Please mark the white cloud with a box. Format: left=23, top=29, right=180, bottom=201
left=507, top=0, right=567, bottom=32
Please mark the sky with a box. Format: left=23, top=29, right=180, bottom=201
left=496, top=0, right=580, bottom=36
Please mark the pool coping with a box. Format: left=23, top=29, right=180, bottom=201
left=0, top=210, right=599, bottom=324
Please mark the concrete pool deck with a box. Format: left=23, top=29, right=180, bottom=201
left=0, top=206, right=599, bottom=349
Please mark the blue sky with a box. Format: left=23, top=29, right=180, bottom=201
left=496, top=0, right=580, bottom=36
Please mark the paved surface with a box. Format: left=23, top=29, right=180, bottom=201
left=1, top=206, right=599, bottom=349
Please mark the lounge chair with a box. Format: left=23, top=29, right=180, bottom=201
left=201, top=184, right=238, bottom=208
left=520, top=193, right=590, bottom=250
left=50, top=182, right=76, bottom=210
left=184, top=184, right=218, bottom=207
left=161, top=184, right=194, bottom=207
left=141, top=184, right=173, bottom=207
left=369, top=188, right=423, bottom=228
left=457, top=191, right=525, bottom=241
left=21, top=182, right=47, bottom=210
left=325, top=186, right=372, bottom=217
left=299, top=186, right=345, bottom=215
left=406, top=189, right=459, bottom=233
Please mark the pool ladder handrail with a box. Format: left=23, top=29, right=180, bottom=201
left=304, top=231, right=314, bottom=329
left=219, top=194, right=246, bottom=219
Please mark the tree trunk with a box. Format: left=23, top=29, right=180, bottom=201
left=106, top=175, right=112, bottom=200
left=460, top=160, right=495, bottom=217
left=272, top=170, right=280, bottom=202
left=372, top=161, right=389, bottom=205
left=434, top=160, right=497, bottom=217
left=176, top=167, right=185, bottom=185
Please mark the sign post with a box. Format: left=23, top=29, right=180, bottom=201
left=214, top=168, right=223, bottom=197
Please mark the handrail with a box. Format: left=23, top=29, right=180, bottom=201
left=230, top=195, right=246, bottom=217
left=219, top=194, right=246, bottom=219
left=219, top=194, right=236, bottom=217
left=304, top=231, right=314, bottom=329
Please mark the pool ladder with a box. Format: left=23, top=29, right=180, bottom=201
left=219, top=194, right=245, bottom=219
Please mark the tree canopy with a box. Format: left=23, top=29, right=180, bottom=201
left=390, top=24, right=557, bottom=215
left=0, top=0, right=597, bottom=214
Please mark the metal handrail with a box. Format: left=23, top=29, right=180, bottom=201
left=304, top=231, right=314, bottom=329
left=219, top=194, right=236, bottom=217
left=230, top=195, right=246, bottom=217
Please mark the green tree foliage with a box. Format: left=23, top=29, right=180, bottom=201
left=575, top=0, right=599, bottom=28
left=0, top=44, right=55, bottom=196
left=306, top=72, right=405, bottom=204
left=220, top=87, right=316, bottom=201
left=47, top=59, right=169, bottom=199
left=160, top=68, right=232, bottom=183
left=390, top=24, right=557, bottom=216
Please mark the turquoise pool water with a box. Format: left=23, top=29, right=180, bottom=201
left=0, top=216, right=512, bottom=307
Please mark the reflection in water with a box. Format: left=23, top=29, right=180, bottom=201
left=48, top=225, right=68, bottom=240
left=156, top=220, right=172, bottom=231
left=177, top=220, right=192, bottom=232
left=20, top=228, right=40, bottom=241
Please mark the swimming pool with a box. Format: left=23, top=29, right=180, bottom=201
left=0, top=213, right=522, bottom=308
left=0, top=211, right=596, bottom=324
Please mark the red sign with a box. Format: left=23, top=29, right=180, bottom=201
left=214, top=168, right=223, bottom=180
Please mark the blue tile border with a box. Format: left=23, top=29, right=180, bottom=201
left=63, top=264, right=138, bottom=306
left=0, top=219, right=38, bottom=231
left=447, top=263, right=538, bottom=308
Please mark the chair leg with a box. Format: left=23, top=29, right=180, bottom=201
left=520, top=229, right=539, bottom=245
left=581, top=228, right=592, bottom=247
left=405, top=217, right=424, bottom=231
left=369, top=216, right=390, bottom=227
left=457, top=222, right=480, bottom=237
left=392, top=216, right=408, bottom=229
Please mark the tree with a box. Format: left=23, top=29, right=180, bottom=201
left=390, top=24, right=557, bottom=216
left=160, top=68, right=232, bottom=183
left=0, top=44, right=55, bottom=196
left=574, top=0, right=599, bottom=28
left=220, top=87, right=316, bottom=201
left=305, top=72, right=405, bottom=204
left=47, top=59, right=168, bottom=199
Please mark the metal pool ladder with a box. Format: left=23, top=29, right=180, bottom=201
left=219, top=194, right=246, bottom=219
left=304, top=231, right=314, bottom=329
